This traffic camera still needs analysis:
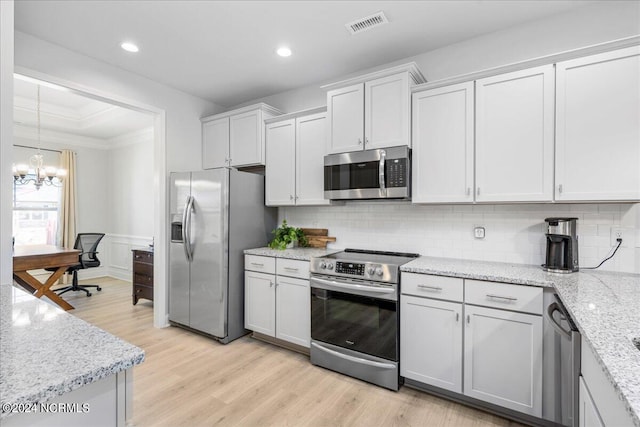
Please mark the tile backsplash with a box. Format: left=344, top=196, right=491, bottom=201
left=281, top=203, right=640, bottom=274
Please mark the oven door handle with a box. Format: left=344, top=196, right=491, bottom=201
left=311, top=277, right=394, bottom=294
left=311, top=342, right=396, bottom=369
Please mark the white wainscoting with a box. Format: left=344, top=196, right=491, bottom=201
left=103, top=234, right=153, bottom=281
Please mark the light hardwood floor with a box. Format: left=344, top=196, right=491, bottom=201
left=65, top=277, right=524, bottom=427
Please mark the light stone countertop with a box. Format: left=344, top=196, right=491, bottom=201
left=244, top=247, right=341, bottom=261
left=401, top=256, right=640, bottom=426
left=0, top=284, right=145, bottom=419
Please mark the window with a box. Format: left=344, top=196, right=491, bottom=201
left=12, top=178, right=60, bottom=246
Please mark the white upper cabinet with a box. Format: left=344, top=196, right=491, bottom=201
left=265, top=119, right=296, bottom=206
left=365, top=73, right=411, bottom=150
left=324, top=64, right=426, bottom=154
left=296, top=112, right=329, bottom=205
left=202, top=117, right=230, bottom=169
left=326, top=84, right=365, bottom=153
left=265, top=108, right=330, bottom=207
left=201, top=103, right=282, bottom=169
left=555, top=46, right=640, bottom=201
left=412, top=82, right=474, bottom=203
left=475, top=65, right=555, bottom=202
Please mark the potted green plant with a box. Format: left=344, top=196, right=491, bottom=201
left=268, top=220, right=308, bottom=250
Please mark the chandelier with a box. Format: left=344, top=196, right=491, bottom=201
left=12, top=85, right=66, bottom=190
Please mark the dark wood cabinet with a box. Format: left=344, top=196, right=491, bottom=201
left=132, top=249, right=153, bottom=305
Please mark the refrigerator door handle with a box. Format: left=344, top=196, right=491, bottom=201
left=182, top=196, right=194, bottom=262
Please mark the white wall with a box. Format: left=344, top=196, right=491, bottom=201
left=0, top=0, right=14, bottom=286
left=13, top=30, right=222, bottom=326
left=262, top=1, right=640, bottom=274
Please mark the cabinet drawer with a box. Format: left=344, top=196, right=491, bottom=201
left=401, top=273, right=463, bottom=302
left=134, top=261, right=153, bottom=277
left=134, top=284, right=153, bottom=301
left=245, top=255, right=276, bottom=274
left=134, top=272, right=153, bottom=287
left=133, top=250, right=153, bottom=264
left=465, top=280, right=543, bottom=315
left=276, top=258, right=309, bottom=279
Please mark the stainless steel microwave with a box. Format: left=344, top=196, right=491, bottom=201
left=324, top=146, right=411, bottom=200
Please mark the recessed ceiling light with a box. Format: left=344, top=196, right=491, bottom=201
left=121, top=42, right=139, bottom=53
left=276, top=47, right=292, bottom=57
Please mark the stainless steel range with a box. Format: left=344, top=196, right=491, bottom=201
left=309, top=248, right=419, bottom=390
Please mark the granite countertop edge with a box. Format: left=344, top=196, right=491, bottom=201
left=401, top=256, right=640, bottom=426
left=244, top=247, right=342, bottom=261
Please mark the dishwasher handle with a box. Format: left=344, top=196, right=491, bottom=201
left=546, top=302, right=572, bottom=340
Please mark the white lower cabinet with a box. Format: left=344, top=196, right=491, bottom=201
left=400, top=295, right=463, bottom=393
left=463, top=304, right=542, bottom=417
left=579, top=377, right=605, bottom=427
left=244, top=270, right=276, bottom=336
left=244, top=256, right=310, bottom=348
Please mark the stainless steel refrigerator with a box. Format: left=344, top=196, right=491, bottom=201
left=169, top=168, right=276, bottom=343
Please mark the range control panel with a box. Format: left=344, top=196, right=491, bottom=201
left=335, top=262, right=365, bottom=276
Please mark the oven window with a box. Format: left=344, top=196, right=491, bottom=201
left=324, top=161, right=379, bottom=191
left=311, top=288, right=397, bottom=361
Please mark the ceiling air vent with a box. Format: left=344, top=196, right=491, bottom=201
left=345, top=11, right=389, bottom=35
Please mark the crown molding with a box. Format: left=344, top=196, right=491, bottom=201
left=13, top=123, right=110, bottom=150
left=320, top=62, right=427, bottom=92
left=107, top=127, right=154, bottom=149
left=201, top=102, right=283, bottom=122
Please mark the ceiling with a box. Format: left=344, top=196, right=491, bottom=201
left=14, top=75, right=153, bottom=141
left=15, top=0, right=594, bottom=108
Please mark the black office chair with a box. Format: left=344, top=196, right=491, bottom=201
left=52, top=233, right=106, bottom=297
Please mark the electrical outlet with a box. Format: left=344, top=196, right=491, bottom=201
left=474, top=226, right=485, bottom=239
left=610, top=227, right=627, bottom=246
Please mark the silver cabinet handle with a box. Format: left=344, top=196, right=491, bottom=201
left=476, top=187, right=480, bottom=196
left=295, top=195, right=299, bottom=201
left=456, top=313, right=460, bottom=322
left=365, top=136, right=369, bottom=145
left=486, top=294, right=518, bottom=301
left=250, top=262, right=264, bottom=267
left=290, top=195, right=294, bottom=201
left=283, top=267, right=299, bottom=272
left=358, top=138, right=362, bottom=145
left=311, top=342, right=396, bottom=369
left=417, top=284, right=442, bottom=291
left=558, top=184, right=563, bottom=194
left=467, top=315, right=470, bottom=324
left=466, top=187, right=471, bottom=196
left=269, top=281, right=274, bottom=287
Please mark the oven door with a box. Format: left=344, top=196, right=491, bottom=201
left=310, top=275, right=398, bottom=361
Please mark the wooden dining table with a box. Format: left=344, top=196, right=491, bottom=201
left=13, top=245, right=81, bottom=311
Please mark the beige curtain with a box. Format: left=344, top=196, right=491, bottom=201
left=58, top=150, right=77, bottom=249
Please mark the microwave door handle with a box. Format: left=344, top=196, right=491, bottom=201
left=378, top=150, right=386, bottom=194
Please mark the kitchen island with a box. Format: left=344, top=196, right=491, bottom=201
left=0, top=284, right=144, bottom=426
left=402, top=257, right=640, bottom=427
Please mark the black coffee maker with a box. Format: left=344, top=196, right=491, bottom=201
left=542, top=217, right=579, bottom=273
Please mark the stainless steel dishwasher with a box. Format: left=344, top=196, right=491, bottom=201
left=543, top=291, right=581, bottom=427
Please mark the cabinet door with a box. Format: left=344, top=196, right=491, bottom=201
left=275, top=276, right=310, bottom=347
left=326, top=83, right=364, bottom=154
left=464, top=305, right=542, bottom=417
left=475, top=65, right=554, bottom=202
left=579, top=377, right=605, bottom=427
left=400, top=295, right=462, bottom=393
left=202, top=117, right=229, bottom=169
left=230, top=109, right=263, bottom=166
left=555, top=46, right=640, bottom=201
left=296, top=112, right=330, bottom=205
left=244, top=271, right=275, bottom=337
left=265, top=119, right=296, bottom=206
left=412, top=82, right=474, bottom=203
left=365, top=72, right=410, bottom=149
